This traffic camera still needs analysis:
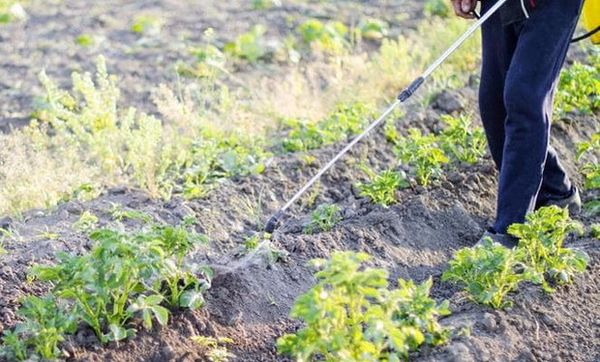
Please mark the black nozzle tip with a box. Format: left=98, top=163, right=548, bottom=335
left=265, top=211, right=284, bottom=233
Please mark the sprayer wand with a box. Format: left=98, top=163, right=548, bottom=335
left=264, top=0, right=509, bottom=233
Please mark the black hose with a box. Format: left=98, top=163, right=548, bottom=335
left=571, top=26, right=600, bottom=43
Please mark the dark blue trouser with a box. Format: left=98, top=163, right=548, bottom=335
left=479, top=0, right=583, bottom=233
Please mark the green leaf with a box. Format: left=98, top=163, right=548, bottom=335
left=180, top=290, right=205, bottom=309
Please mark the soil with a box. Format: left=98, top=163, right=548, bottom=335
left=1, top=1, right=599, bottom=362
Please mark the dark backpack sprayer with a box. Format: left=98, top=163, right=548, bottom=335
left=264, top=0, right=594, bottom=233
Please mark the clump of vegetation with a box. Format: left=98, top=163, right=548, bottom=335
left=75, top=34, right=95, bottom=47
left=297, top=19, right=349, bottom=55
left=507, top=206, right=587, bottom=291
left=0, top=0, right=26, bottom=24
left=282, top=102, right=373, bottom=152
left=577, top=131, right=600, bottom=190
left=1, top=221, right=211, bottom=360
left=357, top=168, right=409, bottom=207
left=278, top=252, right=450, bottom=361
left=439, top=114, right=487, bottom=165
left=304, top=203, right=342, bottom=234
left=423, top=0, right=450, bottom=17
left=395, top=129, right=449, bottom=186
left=192, top=335, right=235, bottom=362
left=224, top=25, right=268, bottom=63
left=73, top=210, right=99, bottom=232
left=443, top=238, right=530, bottom=309
left=555, top=60, right=600, bottom=117
left=131, top=14, right=163, bottom=35
left=444, top=207, right=588, bottom=309
left=251, top=0, right=281, bottom=10
left=359, top=18, right=388, bottom=41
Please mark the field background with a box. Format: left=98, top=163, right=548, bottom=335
left=0, top=0, right=598, bottom=361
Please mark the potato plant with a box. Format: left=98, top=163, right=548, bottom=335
left=394, top=129, right=449, bottom=186
left=507, top=206, right=587, bottom=291
left=1, top=221, right=211, bottom=360
left=443, top=238, right=530, bottom=309
left=444, top=207, right=588, bottom=309
left=304, top=203, right=342, bottom=234
left=297, top=18, right=349, bottom=55
left=282, top=102, right=373, bottom=153
left=577, top=131, right=600, bottom=190
left=439, top=114, right=487, bottom=165
left=555, top=59, right=600, bottom=117
left=277, top=252, right=450, bottom=361
left=357, top=169, right=409, bottom=207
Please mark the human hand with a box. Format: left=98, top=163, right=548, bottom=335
left=451, top=0, right=477, bottom=19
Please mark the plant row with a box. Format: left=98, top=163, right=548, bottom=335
left=0, top=219, right=211, bottom=361
left=279, top=206, right=589, bottom=360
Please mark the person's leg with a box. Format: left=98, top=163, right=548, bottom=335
left=494, top=0, right=583, bottom=233
left=478, top=0, right=518, bottom=170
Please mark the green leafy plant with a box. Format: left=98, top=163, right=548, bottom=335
left=277, top=252, right=450, bottom=361
left=297, top=19, right=349, bottom=55
left=395, top=129, right=449, bottom=186
left=577, top=131, right=600, bottom=190
left=26, top=222, right=211, bottom=348
left=282, top=102, right=373, bottom=152
left=555, top=61, right=600, bottom=117
left=224, top=25, right=268, bottom=62
left=251, top=0, right=281, bottom=10
left=75, top=34, right=95, bottom=47
left=443, top=239, right=530, bottom=309
left=357, top=168, right=409, bottom=207
left=192, top=336, right=235, bottom=362
left=359, top=19, right=388, bottom=41
left=507, top=206, right=587, bottom=292
left=423, top=0, right=451, bottom=17
left=591, top=224, right=600, bottom=239
left=131, top=15, right=162, bottom=35
left=73, top=210, right=99, bottom=232
left=304, top=203, right=342, bottom=234
left=1, top=296, right=76, bottom=361
left=439, top=114, right=487, bottom=165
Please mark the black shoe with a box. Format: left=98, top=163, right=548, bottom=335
left=536, top=186, right=581, bottom=215
left=475, top=228, right=518, bottom=249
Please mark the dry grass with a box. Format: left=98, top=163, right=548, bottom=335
left=0, top=17, right=480, bottom=216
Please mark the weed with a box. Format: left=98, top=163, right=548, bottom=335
left=73, top=210, right=99, bottom=232
left=439, top=114, right=487, bottom=165
left=192, top=336, right=235, bottom=362
left=507, top=206, right=587, bottom=291
left=277, top=252, right=450, bottom=361
left=304, top=204, right=342, bottom=234
left=243, top=234, right=260, bottom=251
left=443, top=239, right=530, bottom=309
left=395, top=129, right=449, bottom=186
left=357, top=168, right=409, bottom=207
left=224, top=25, right=268, bottom=63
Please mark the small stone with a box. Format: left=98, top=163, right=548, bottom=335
left=446, top=342, right=474, bottom=362
left=480, top=313, right=497, bottom=331
left=162, top=345, right=175, bottom=360
left=433, top=90, right=464, bottom=114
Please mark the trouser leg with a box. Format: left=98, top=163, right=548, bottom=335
left=494, top=0, right=582, bottom=233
